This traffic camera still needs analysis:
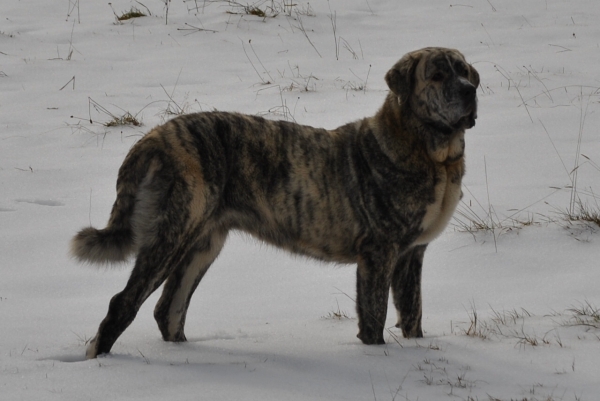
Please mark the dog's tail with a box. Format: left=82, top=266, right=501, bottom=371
left=70, top=225, right=136, bottom=264
left=70, top=139, right=160, bottom=264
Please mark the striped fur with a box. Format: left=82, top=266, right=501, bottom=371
left=71, top=47, right=479, bottom=359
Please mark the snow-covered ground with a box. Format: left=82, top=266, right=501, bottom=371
left=1, top=1, right=599, bottom=400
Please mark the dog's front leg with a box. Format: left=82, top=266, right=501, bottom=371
left=390, top=245, right=426, bottom=338
left=355, top=251, right=394, bottom=345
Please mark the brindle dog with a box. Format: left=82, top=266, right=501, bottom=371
left=71, top=47, right=479, bottom=359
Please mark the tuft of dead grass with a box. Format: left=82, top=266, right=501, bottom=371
left=118, top=7, right=147, bottom=21
left=104, top=112, right=142, bottom=127
left=563, top=300, right=600, bottom=329
left=88, top=98, right=142, bottom=128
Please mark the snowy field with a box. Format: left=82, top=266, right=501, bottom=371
left=1, top=0, right=600, bottom=400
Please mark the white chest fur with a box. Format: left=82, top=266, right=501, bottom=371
left=414, top=164, right=462, bottom=245
left=414, top=131, right=465, bottom=245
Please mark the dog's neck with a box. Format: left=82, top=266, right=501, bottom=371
left=425, top=129, right=465, bottom=164
left=373, top=93, right=466, bottom=165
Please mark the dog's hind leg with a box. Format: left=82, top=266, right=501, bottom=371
left=390, top=245, right=426, bottom=338
left=85, top=237, right=194, bottom=359
left=154, top=230, right=227, bottom=342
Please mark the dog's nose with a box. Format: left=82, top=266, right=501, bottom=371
left=460, top=82, right=476, bottom=99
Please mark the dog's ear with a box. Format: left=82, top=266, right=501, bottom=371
left=468, top=63, right=480, bottom=89
left=385, top=51, right=423, bottom=103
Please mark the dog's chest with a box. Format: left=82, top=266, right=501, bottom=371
left=414, top=161, right=463, bottom=245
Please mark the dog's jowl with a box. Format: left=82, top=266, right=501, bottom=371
left=71, top=47, right=479, bottom=359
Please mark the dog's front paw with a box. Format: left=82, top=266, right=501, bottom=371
left=395, top=323, right=423, bottom=339
left=357, top=331, right=385, bottom=345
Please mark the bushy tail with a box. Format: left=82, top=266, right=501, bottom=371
left=70, top=226, right=134, bottom=264
left=70, top=138, right=160, bottom=265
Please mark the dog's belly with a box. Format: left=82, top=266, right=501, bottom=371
left=232, top=216, right=361, bottom=263
left=414, top=164, right=462, bottom=245
left=222, top=189, right=362, bottom=263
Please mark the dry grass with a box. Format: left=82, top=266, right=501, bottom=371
left=554, top=198, right=600, bottom=229
left=224, top=1, right=281, bottom=19
left=322, top=301, right=351, bottom=320
left=118, top=7, right=147, bottom=21
left=563, top=300, right=600, bottom=329
left=88, top=98, right=142, bottom=127
left=456, top=304, right=574, bottom=349
left=103, top=112, right=142, bottom=127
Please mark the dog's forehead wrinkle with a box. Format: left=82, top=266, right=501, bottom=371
left=426, top=56, right=452, bottom=77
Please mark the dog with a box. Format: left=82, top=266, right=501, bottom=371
left=71, top=47, right=479, bottom=359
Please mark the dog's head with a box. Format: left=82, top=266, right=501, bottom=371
left=385, top=47, right=479, bottom=132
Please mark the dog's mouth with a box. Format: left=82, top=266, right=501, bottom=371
left=455, top=109, right=477, bottom=129
left=452, top=98, right=477, bottom=130
left=423, top=109, right=476, bottom=135
left=416, top=93, right=478, bottom=134
left=453, top=116, right=474, bottom=130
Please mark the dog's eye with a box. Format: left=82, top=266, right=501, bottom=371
left=431, top=72, right=444, bottom=82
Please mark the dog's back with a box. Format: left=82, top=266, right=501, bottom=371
left=72, top=112, right=364, bottom=265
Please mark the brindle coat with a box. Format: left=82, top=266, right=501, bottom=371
left=71, top=47, right=479, bottom=359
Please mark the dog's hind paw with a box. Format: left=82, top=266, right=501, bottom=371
left=85, top=337, right=99, bottom=359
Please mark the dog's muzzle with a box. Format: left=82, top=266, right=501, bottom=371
left=459, top=79, right=478, bottom=129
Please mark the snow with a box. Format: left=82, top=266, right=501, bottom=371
left=1, top=0, right=599, bottom=400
